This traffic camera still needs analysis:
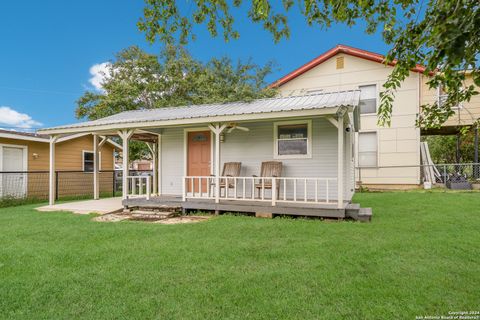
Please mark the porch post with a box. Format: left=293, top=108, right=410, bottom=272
left=146, top=141, right=158, bottom=195
left=118, top=130, right=134, bottom=200
left=337, top=114, right=344, bottom=209
left=214, top=126, right=221, bottom=203
left=93, top=134, right=100, bottom=200
left=48, top=135, right=58, bottom=206
left=157, top=134, right=162, bottom=195
left=209, top=123, right=227, bottom=204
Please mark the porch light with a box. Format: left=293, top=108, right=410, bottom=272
left=220, top=133, right=225, bottom=143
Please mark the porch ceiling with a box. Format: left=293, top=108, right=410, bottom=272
left=38, top=90, right=360, bottom=135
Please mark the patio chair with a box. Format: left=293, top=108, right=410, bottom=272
left=253, top=161, right=283, bottom=198
left=209, top=162, right=242, bottom=196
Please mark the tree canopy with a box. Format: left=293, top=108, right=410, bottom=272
left=76, top=45, right=275, bottom=160
left=76, top=46, right=275, bottom=121
left=138, top=0, right=480, bottom=128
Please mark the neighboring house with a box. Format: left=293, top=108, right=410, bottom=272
left=420, top=71, right=480, bottom=133
left=131, top=159, right=153, bottom=171
left=39, top=92, right=371, bottom=220
left=0, top=129, right=121, bottom=199
left=271, top=44, right=479, bottom=188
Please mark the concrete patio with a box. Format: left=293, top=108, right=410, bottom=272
left=37, top=197, right=123, bottom=215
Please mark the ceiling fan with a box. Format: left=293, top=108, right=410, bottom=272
left=226, top=122, right=249, bottom=133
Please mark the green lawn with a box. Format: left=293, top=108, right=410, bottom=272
left=0, top=192, right=479, bottom=319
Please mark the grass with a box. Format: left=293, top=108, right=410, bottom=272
left=0, top=192, right=479, bottom=319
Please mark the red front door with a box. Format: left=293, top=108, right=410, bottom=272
left=187, top=131, right=211, bottom=192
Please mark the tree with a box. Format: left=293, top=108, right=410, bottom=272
left=138, top=0, right=480, bottom=128
left=76, top=45, right=276, bottom=159
left=423, top=130, right=475, bottom=163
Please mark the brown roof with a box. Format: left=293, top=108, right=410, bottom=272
left=0, top=129, right=48, bottom=139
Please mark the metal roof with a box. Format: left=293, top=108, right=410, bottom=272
left=40, top=90, right=360, bottom=133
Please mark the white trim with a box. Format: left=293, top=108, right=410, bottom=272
left=0, top=131, right=122, bottom=151
left=82, top=150, right=102, bottom=172
left=0, top=132, right=47, bottom=142
left=57, top=132, right=90, bottom=143
left=38, top=108, right=343, bottom=135
left=183, top=127, right=214, bottom=178
left=273, top=119, right=312, bottom=159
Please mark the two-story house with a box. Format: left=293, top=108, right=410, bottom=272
left=271, top=45, right=479, bottom=189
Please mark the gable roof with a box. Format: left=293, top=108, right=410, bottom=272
left=270, top=44, right=427, bottom=88
left=0, top=129, right=122, bottom=150
left=38, top=90, right=360, bottom=135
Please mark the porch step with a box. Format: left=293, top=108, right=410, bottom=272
left=345, top=203, right=372, bottom=222
left=130, top=210, right=178, bottom=221
left=125, top=205, right=182, bottom=221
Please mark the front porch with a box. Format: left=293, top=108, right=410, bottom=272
left=123, top=195, right=352, bottom=219
left=40, top=91, right=368, bottom=219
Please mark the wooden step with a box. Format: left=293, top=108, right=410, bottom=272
left=345, top=203, right=372, bottom=222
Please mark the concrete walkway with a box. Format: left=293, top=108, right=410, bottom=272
left=37, top=197, right=123, bottom=215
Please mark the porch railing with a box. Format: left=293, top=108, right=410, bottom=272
left=127, top=175, right=151, bottom=200
left=183, top=176, right=337, bottom=205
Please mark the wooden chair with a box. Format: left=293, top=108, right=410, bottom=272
left=210, top=162, right=242, bottom=196
left=253, top=161, right=283, bottom=198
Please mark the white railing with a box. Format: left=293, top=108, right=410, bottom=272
left=127, top=175, right=151, bottom=200
left=183, top=176, right=337, bottom=205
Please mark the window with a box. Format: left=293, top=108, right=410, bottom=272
left=358, top=132, right=377, bottom=167
left=437, top=85, right=462, bottom=110
left=359, top=84, right=377, bottom=114
left=82, top=151, right=101, bottom=172
left=274, top=120, right=312, bottom=159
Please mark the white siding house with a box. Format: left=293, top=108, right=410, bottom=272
left=38, top=91, right=365, bottom=219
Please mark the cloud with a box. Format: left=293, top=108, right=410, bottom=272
left=89, top=62, right=111, bottom=91
left=0, top=106, right=42, bottom=129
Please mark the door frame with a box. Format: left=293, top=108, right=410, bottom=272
left=0, top=143, right=28, bottom=197
left=183, top=127, right=214, bottom=177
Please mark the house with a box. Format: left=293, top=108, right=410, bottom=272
left=271, top=44, right=480, bottom=189
left=38, top=91, right=372, bottom=220
left=0, top=129, right=121, bottom=199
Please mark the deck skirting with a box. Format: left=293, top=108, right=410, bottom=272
left=123, top=196, right=348, bottom=219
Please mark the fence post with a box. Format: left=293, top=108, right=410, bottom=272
left=55, top=171, right=59, bottom=200
left=443, top=165, right=447, bottom=184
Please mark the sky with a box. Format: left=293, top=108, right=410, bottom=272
left=0, top=0, right=389, bottom=131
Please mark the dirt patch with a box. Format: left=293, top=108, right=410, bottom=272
left=92, top=213, right=211, bottom=224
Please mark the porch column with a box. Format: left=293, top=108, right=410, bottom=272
left=146, top=141, right=158, bottom=195
left=157, top=134, right=162, bottom=195
left=93, top=134, right=100, bottom=200
left=118, top=130, right=134, bottom=200
left=337, top=114, right=344, bottom=209
left=208, top=123, right=227, bottom=203
left=48, top=135, right=58, bottom=206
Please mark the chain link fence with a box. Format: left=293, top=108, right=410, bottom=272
left=0, top=170, right=153, bottom=204
left=357, top=163, right=480, bottom=190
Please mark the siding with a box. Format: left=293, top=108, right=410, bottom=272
left=420, top=74, right=480, bottom=127
left=160, top=118, right=348, bottom=201
left=278, top=53, right=421, bottom=185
